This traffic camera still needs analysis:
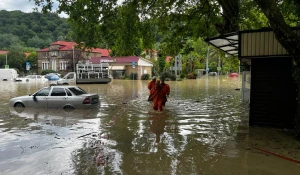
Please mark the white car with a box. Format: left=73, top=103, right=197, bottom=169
left=9, top=85, right=100, bottom=112
left=15, top=75, right=48, bottom=82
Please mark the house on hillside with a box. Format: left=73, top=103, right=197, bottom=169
left=0, top=50, right=9, bottom=55
left=37, top=41, right=110, bottom=74
left=90, top=56, right=153, bottom=79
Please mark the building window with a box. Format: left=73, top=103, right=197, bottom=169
left=43, top=52, right=48, bottom=58
left=42, top=62, right=49, bottom=70
left=51, top=51, right=58, bottom=57
left=60, top=61, right=68, bottom=70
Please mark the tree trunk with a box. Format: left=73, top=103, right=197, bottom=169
left=216, top=0, right=240, bottom=34
left=254, top=0, right=300, bottom=139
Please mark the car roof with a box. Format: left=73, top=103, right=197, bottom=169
left=48, top=85, right=78, bottom=88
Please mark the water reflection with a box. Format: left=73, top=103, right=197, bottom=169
left=0, top=77, right=299, bottom=174
left=149, top=112, right=168, bottom=145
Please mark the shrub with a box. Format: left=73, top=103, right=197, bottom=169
left=180, top=73, right=186, bottom=79
left=187, top=72, right=196, bottom=79
left=141, top=74, right=150, bottom=80
left=129, top=72, right=138, bottom=80
left=193, top=72, right=198, bottom=78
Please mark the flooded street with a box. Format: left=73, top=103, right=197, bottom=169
left=0, top=76, right=300, bottom=175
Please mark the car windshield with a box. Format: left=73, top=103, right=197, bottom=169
left=68, top=87, right=87, bottom=95
left=25, top=75, right=32, bottom=78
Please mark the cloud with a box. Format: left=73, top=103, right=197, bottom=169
left=0, top=0, right=68, bottom=18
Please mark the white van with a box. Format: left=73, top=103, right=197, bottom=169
left=0, top=69, right=18, bottom=81
left=57, top=72, right=76, bottom=85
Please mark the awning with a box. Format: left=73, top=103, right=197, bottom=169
left=110, top=66, right=125, bottom=70
left=205, top=32, right=238, bottom=56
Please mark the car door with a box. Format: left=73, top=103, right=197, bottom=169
left=27, top=87, right=50, bottom=108
left=47, top=87, right=68, bottom=108
left=66, top=73, right=76, bottom=83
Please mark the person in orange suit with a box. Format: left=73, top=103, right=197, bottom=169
left=151, top=79, right=170, bottom=111
left=160, top=79, right=170, bottom=106
left=147, top=76, right=156, bottom=101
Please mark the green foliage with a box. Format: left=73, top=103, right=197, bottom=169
left=27, top=52, right=38, bottom=72
left=129, top=72, right=138, bottom=80
left=141, top=74, right=150, bottom=80
left=158, top=57, right=166, bottom=74
left=6, top=51, right=26, bottom=73
left=0, top=55, right=6, bottom=68
left=0, top=10, right=70, bottom=50
left=160, top=71, right=176, bottom=81
left=187, top=72, right=197, bottom=79
left=180, top=73, right=186, bottom=79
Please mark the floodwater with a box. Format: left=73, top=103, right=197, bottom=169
left=0, top=76, right=299, bottom=175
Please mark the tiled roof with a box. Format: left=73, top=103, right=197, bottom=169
left=90, top=56, right=140, bottom=64
left=90, top=48, right=111, bottom=57
left=0, top=50, right=30, bottom=57
left=38, top=41, right=110, bottom=56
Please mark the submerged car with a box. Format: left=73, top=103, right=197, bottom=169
left=9, top=85, right=100, bottom=111
left=229, top=73, right=239, bottom=77
left=15, top=75, right=48, bottom=82
left=208, top=72, right=218, bottom=76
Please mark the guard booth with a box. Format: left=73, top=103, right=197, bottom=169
left=206, top=28, right=299, bottom=128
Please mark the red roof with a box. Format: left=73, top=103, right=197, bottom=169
left=0, top=50, right=9, bottom=55
left=38, top=41, right=110, bottom=56
left=24, top=52, right=31, bottom=58
left=166, top=56, right=172, bottom=62
left=90, top=56, right=140, bottom=64
left=0, top=50, right=30, bottom=57
left=90, top=48, right=111, bottom=57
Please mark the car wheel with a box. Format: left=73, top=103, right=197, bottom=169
left=63, top=105, right=74, bottom=112
left=14, top=102, right=25, bottom=113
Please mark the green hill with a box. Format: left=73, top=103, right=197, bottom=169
left=0, top=10, right=71, bottom=51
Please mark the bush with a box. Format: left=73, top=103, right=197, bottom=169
left=187, top=72, right=196, bottom=79
left=193, top=72, right=198, bottom=77
left=41, top=69, right=56, bottom=75
left=112, top=71, right=119, bottom=78
left=129, top=73, right=138, bottom=80
left=141, top=74, right=150, bottom=80
left=160, top=71, right=176, bottom=81
left=180, top=73, right=186, bottom=79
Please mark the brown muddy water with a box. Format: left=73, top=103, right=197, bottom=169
left=0, top=76, right=300, bottom=175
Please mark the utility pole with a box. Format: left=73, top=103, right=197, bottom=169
left=206, top=45, right=210, bottom=75
left=175, top=55, right=177, bottom=76
left=72, top=42, right=75, bottom=72
left=218, top=56, right=220, bottom=75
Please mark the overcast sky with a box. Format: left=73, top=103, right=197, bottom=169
left=0, top=0, right=68, bottom=18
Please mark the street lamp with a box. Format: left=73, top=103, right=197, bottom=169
left=225, top=54, right=230, bottom=73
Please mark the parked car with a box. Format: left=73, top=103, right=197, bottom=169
left=9, top=85, right=100, bottom=112
left=45, top=73, right=61, bottom=79
left=15, top=75, right=48, bottom=82
left=208, top=72, right=218, bottom=76
left=229, top=73, right=239, bottom=77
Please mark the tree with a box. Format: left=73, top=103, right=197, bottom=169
left=27, top=52, right=38, bottom=73
left=7, top=51, right=26, bottom=73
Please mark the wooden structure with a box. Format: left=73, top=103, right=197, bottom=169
left=206, top=28, right=299, bottom=128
